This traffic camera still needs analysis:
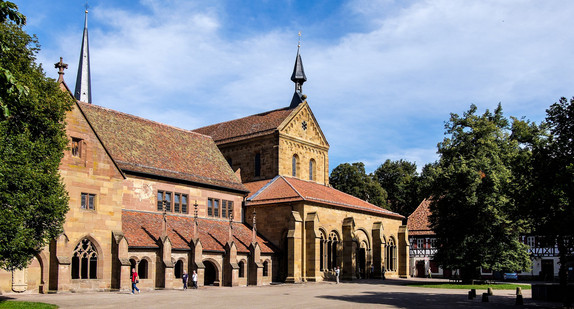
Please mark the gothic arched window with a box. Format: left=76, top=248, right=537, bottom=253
left=309, top=159, right=316, bottom=181
left=71, top=238, right=98, bottom=279
left=292, top=155, right=299, bottom=177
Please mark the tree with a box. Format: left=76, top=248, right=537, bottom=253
left=0, top=2, right=73, bottom=270
left=373, top=159, right=420, bottom=216
left=429, top=104, right=532, bottom=282
left=527, top=97, right=574, bottom=289
left=329, top=162, right=389, bottom=209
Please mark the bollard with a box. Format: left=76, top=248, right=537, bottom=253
left=515, top=294, right=523, bottom=305
left=516, top=286, right=522, bottom=295
left=487, top=287, right=493, bottom=296
left=468, top=291, right=473, bottom=299
left=482, top=293, right=489, bottom=302
left=471, top=289, right=476, bottom=298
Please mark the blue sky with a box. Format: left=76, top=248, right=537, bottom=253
left=17, top=0, right=574, bottom=174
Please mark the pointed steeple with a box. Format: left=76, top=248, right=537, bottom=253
left=290, top=33, right=307, bottom=93
left=74, top=8, right=92, bottom=103
left=289, top=32, right=307, bottom=108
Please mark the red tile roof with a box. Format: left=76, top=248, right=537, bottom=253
left=78, top=102, right=246, bottom=192
left=246, top=176, right=404, bottom=219
left=407, top=199, right=435, bottom=236
left=193, top=107, right=293, bottom=144
left=122, top=210, right=275, bottom=254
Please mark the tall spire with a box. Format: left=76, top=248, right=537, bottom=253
left=74, top=7, right=92, bottom=103
left=289, top=32, right=307, bottom=108
left=290, top=32, right=307, bottom=93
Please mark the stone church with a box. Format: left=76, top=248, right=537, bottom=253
left=0, top=10, right=409, bottom=293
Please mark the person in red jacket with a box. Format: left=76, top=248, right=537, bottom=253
left=131, top=268, right=140, bottom=294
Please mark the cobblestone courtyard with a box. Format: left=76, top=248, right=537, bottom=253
left=1, top=278, right=561, bottom=309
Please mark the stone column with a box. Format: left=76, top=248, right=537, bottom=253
left=398, top=225, right=410, bottom=278
left=285, top=211, right=303, bottom=283
left=371, top=222, right=384, bottom=279
left=342, top=217, right=356, bottom=280
left=305, top=212, right=321, bottom=281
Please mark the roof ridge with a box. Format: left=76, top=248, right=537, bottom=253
left=194, top=106, right=292, bottom=131
left=285, top=176, right=403, bottom=218
left=79, top=102, right=213, bottom=140
left=247, top=176, right=281, bottom=200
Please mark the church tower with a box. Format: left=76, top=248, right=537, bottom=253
left=74, top=9, right=92, bottom=103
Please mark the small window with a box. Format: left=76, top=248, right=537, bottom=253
left=181, top=194, right=188, bottom=214
left=222, top=200, right=228, bottom=218
left=254, top=153, right=261, bottom=177
left=81, top=193, right=96, bottom=210
left=238, top=260, right=245, bottom=278
left=208, top=198, right=213, bottom=216
left=263, top=260, right=269, bottom=277
left=214, top=199, right=219, bottom=217
left=71, top=137, right=82, bottom=157
left=157, top=191, right=173, bottom=212
left=221, top=200, right=233, bottom=219
left=292, top=155, right=298, bottom=177
left=309, top=159, right=315, bottom=181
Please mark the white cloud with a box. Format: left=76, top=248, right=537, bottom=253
left=32, top=0, right=574, bottom=172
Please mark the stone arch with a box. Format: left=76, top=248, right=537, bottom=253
left=385, top=236, right=397, bottom=272
left=327, top=230, right=341, bottom=270
left=318, top=228, right=328, bottom=271
left=71, top=236, right=103, bottom=280
left=354, top=228, right=371, bottom=249
left=309, top=158, right=316, bottom=181
left=174, top=259, right=185, bottom=279
left=36, top=251, right=49, bottom=293
left=262, top=259, right=270, bottom=277
left=202, top=258, right=221, bottom=286
left=292, top=154, right=300, bottom=177
left=238, top=259, right=247, bottom=278
left=138, top=257, right=151, bottom=279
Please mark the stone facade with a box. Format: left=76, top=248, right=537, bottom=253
left=245, top=201, right=408, bottom=283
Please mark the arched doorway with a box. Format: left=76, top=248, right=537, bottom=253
left=356, top=242, right=367, bottom=279
left=203, top=260, right=218, bottom=286
left=174, top=260, right=184, bottom=279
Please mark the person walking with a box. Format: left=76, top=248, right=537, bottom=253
left=182, top=270, right=188, bottom=290
left=192, top=270, right=198, bottom=289
left=131, top=268, right=140, bottom=294
left=335, top=266, right=340, bottom=284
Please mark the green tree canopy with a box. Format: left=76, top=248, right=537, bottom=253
left=330, top=162, right=389, bottom=209
left=527, top=97, right=574, bottom=287
left=373, top=159, right=420, bottom=216
left=0, top=2, right=73, bottom=270
left=429, top=104, right=533, bottom=281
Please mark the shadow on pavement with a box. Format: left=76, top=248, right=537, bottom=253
left=316, top=290, right=561, bottom=308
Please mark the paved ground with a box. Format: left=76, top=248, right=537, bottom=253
left=0, top=278, right=563, bottom=309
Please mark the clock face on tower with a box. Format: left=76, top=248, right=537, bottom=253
left=302, top=121, right=307, bottom=131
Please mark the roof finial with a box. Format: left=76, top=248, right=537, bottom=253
left=75, top=7, right=92, bottom=103
left=54, top=57, right=68, bottom=83
left=298, top=31, right=301, bottom=48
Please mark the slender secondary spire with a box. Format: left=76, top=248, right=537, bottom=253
left=290, top=32, right=307, bottom=93
left=74, top=7, right=92, bottom=103
left=289, top=32, right=307, bottom=108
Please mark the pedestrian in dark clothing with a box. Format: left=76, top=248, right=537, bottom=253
left=182, top=270, right=188, bottom=290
